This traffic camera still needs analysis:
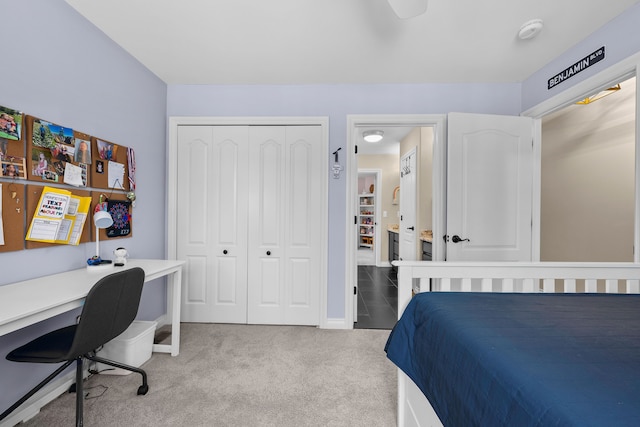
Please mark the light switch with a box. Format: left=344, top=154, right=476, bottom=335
left=383, top=211, right=387, bottom=218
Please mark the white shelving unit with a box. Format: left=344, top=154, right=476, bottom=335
left=358, top=194, right=375, bottom=249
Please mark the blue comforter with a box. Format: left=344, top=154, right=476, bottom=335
left=385, top=292, right=640, bottom=427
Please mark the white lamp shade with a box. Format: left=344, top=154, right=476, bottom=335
left=94, top=210, right=114, bottom=229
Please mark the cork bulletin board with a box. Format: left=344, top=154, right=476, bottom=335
left=0, top=106, right=134, bottom=255
left=90, top=137, right=130, bottom=191
left=0, top=106, right=26, bottom=252
left=25, top=116, right=92, bottom=187
left=0, top=182, right=25, bottom=252
left=91, top=191, right=132, bottom=241
left=0, top=107, right=26, bottom=180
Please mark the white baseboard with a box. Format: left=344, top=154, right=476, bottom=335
left=0, top=370, right=76, bottom=427
left=321, top=318, right=352, bottom=329
left=153, top=314, right=168, bottom=329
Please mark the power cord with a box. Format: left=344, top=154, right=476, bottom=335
left=84, top=384, right=108, bottom=400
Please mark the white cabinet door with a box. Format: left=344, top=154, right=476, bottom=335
left=177, top=126, right=249, bottom=323
left=247, top=126, right=322, bottom=325
left=446, top=112, right=533, bottom=261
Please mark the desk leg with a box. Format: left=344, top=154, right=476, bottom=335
left=152, top=268, right=182, bottom=356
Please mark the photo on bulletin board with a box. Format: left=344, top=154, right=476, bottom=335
left=31, top=147, right=58, bottom=181
left=31, top=119, right=73, bottom=149
left=74, top=137, right=91, bottom=164
left=0, top=105, right=23, bottom=141
left=96, top=139, right=117, bottom=161
left=1, top=157, right=27, bottom=179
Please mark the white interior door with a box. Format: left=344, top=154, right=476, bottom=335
left=446, top=112, right=533, bottom=261
left=399, top=149, right=417, bottom=261
left=247, top=126, right=322, bottom=325
left=177, top=126, right=249, bottom=323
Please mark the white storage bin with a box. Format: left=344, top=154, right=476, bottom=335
left=96, top=320, right=157, bottom=375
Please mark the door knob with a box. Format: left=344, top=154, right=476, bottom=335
left=223, top=250, right=228, bottom=254
left=266, top=251, right=271, bottom=256
left=407, top=226, right=415, bottom=231
left=451, top=235, right=470, bottom=243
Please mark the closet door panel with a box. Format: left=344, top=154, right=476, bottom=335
left=178, top=126, right=248, bottom=323
left=248, top=126, right=322, bottom=325
left=248, top=127, right=286, bottom=324
left=284, top=126, right=322, bottom=325
left=209, top=127, right=249, bottom=323
left=257, top=137, right=282, bottom=246
left=178, top=126, right=213, bottom=322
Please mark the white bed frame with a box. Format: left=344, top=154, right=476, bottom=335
left=393, top=261, right=640, bottom=427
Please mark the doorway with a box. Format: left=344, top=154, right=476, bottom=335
left=357, top=170, right=381, bottom=266
left=346, top=115, right=446, bottom=328
left=540, top=76, right=636, bottom=262
left=524, top=58, right=640, bottom=264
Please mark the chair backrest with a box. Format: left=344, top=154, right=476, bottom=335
left=68, top=267, right=145, bottom=358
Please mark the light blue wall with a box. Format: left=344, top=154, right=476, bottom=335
left=0, top=0, right=167, bottom=414
left=167, top=83, right=522, bottom=318
left=522, top=2, right=640, bottom=111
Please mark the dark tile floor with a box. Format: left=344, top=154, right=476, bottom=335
left=354, top=265, right=398, bottom=330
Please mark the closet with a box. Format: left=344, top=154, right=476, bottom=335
left=176, top=125, right=323, bottom=326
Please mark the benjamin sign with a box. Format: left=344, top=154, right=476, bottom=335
left=548, top=47, right=605, bottom=90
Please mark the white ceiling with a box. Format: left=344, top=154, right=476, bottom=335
left=357, top=127, right=410, bottom=155
left=65, top=0, right=639, bottom=85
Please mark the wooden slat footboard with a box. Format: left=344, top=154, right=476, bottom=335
left=395, top=261, right=640, bottom=320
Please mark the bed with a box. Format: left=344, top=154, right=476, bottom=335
left=385, top=261, right=640, bottom=427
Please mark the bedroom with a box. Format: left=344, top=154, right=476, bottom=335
left=1, top=0, right=640, bottom=425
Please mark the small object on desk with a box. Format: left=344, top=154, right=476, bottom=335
left=87, top=256, right=102, bottom=266
left=114, top=247, right=129, bottom=266
left=86, top=256, right=114, bottom=272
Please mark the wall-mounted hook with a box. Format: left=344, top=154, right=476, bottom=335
left=332, top=147, right=343, bottom=179
left=332, top=147, right=342, bottom=162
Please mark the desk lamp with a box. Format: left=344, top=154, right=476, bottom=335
left=87, top=200, right=114, bottom=271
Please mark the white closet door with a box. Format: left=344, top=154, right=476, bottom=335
left=178, top=126, right=249, bottom=323
left=247, top=126, right=322, bottom=325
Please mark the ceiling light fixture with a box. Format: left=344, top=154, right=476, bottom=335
left=518, top=19, right=544, bottom=40
left=363, top=130, right=384, bottom=143
left=576, top=84, right=621, bottom=105
left=387, top=0, right=429, bottom=19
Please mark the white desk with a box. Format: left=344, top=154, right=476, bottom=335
left=0, top=259, right=185, bottom=356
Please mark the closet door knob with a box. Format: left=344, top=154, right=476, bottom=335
left=266, top=251, right=271, bottom=256
left=223, top=250, right=228, bottom=255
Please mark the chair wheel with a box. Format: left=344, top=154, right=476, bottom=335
left=137, top=385, right=149, bottom=395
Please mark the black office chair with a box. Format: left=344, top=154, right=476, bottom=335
left=0, top=267, right=149, bottom=427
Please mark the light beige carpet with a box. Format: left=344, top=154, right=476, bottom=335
left=22, top=323, right=397, bottom=426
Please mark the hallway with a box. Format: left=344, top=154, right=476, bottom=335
left=354, top=266, right=398, bottom=330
